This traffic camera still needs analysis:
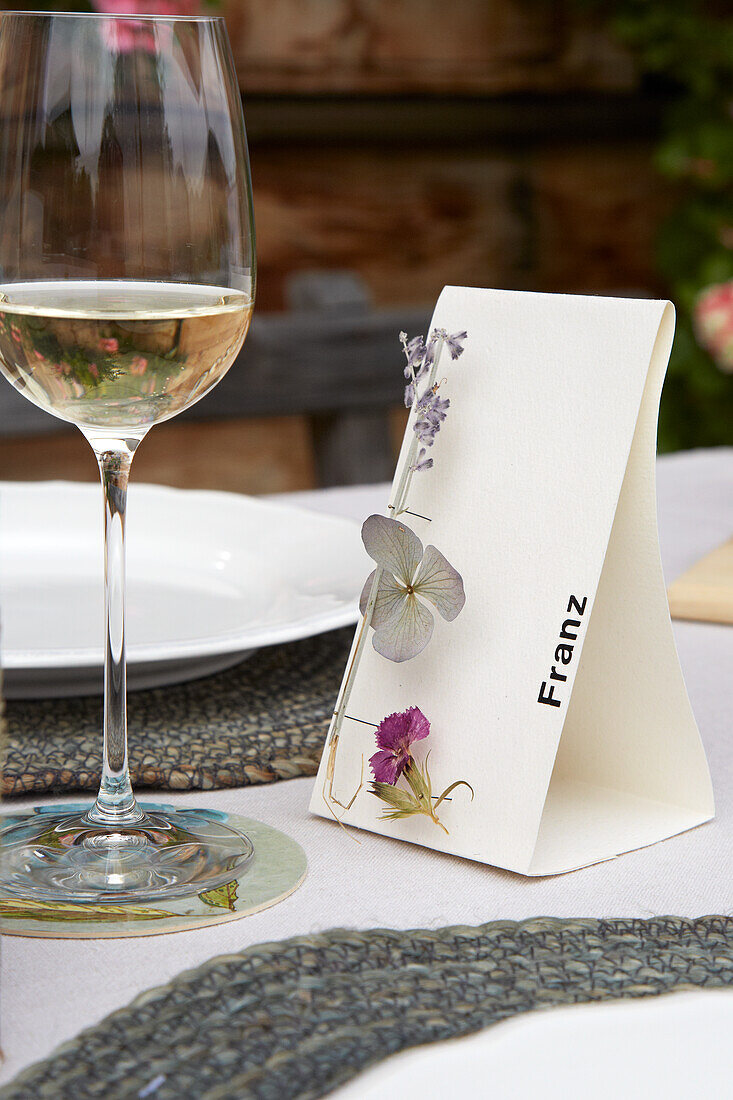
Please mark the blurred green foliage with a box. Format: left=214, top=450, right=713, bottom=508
left=586, top=0, right=733, bottom=450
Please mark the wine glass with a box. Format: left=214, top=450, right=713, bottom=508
left=0, top=11, right=256, bottom=902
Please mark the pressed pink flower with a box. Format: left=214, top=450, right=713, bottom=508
left=100, top=337, right=119, bottom=353
left=130, top=355, right=148, bottom=375
left=89, top=363, right=99, bottom=378
left=33, top=350, right=44, bottom=361
left=369, top=706, right=430, bottom=785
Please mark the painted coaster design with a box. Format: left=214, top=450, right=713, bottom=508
left=0, top=803, right=307, bottom=939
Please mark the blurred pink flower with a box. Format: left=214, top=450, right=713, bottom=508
left=694, top=281, right=733, bottom=373
left=130, top=355, right=148, bottom=375
left=89, top=363, right=99, bottom=378
left=96, top=0, right=200, bottom=12
left=94, top=0, right=201, bottom=53
left=100, top=337, right=119, bottom=353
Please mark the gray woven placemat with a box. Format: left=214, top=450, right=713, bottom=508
left=3, top=915, right=732, bottom=1099
left=1, top=628, right=352, bottom=798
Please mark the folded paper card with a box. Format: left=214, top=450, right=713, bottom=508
left=310, top=286, right=714, bottom=875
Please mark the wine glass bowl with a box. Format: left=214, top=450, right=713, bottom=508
left=0, top=10, right=254, bottom=442
left=0, top=11, right=256, bottom=903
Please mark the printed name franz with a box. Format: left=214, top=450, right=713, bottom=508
left=537, top=595, right=588, bottom=708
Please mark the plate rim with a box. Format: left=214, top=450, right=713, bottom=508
left=0, top=479, right=362, bottom=670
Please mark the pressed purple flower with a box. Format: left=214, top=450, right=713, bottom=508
left=413, top=390, right=450, bottom=446
left=406, top=335, right=426, bottom=364
left=417, top=390, right=449, bottom=422
left=369, top=705, right=474, bottom=831
left=404, top=381, right=415, bottom=408
left=414, top=416, right=436, bottom=447
left=414, top=361, right=430, bottom=384
left=369, top=706, right=430, bottom=784
left=425, top=327, right=467, bottom=365
left=411, top=447, right=433, bottom=473
left=423, top=332, right=438, bottom=368
left=400, top=331, right=428, bottom=379
left=402, top=332, right=426, bottom=364
left=444, top=329, right=467, bottom=359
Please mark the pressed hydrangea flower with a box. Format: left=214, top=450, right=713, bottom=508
left=100, top=337, right=119, bottom=353
left=360, top=514, right=465, bottom=662
left=369, top=706, right=430, bottom=784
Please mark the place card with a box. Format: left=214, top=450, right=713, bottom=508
left=310, top=286, right=714, bottom=875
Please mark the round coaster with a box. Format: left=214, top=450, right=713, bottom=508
left=0, top=803, right=307, bottom=939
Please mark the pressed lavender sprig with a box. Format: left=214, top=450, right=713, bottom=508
left=395, top=327, right=466, bottom=514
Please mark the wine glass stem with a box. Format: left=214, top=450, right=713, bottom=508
left=85, top=438, right=144, bottom=827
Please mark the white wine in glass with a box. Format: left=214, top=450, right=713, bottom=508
left=0, top=12, right=258, bottom=903
left=0, top=281, right=253, bottom=430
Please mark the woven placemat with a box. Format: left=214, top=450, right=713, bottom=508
left=3, top=915, right=732, bottom=1099
left=1, top=629, right=352, bottom=798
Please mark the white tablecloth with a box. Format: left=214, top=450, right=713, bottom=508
left=1, top=448, right=732, bottom=1087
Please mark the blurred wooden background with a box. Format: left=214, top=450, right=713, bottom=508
left=0, top=0, right=670, bottom=492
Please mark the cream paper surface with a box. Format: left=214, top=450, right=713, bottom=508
left=310, top=286, right=714, bottom=875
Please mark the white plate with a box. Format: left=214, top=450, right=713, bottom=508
left=0, top=481, right=365, bottom=698
left=334, top=989, right=733, bottom=1100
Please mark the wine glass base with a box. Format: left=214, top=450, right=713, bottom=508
left=0, top=805, right=254, bottom=904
